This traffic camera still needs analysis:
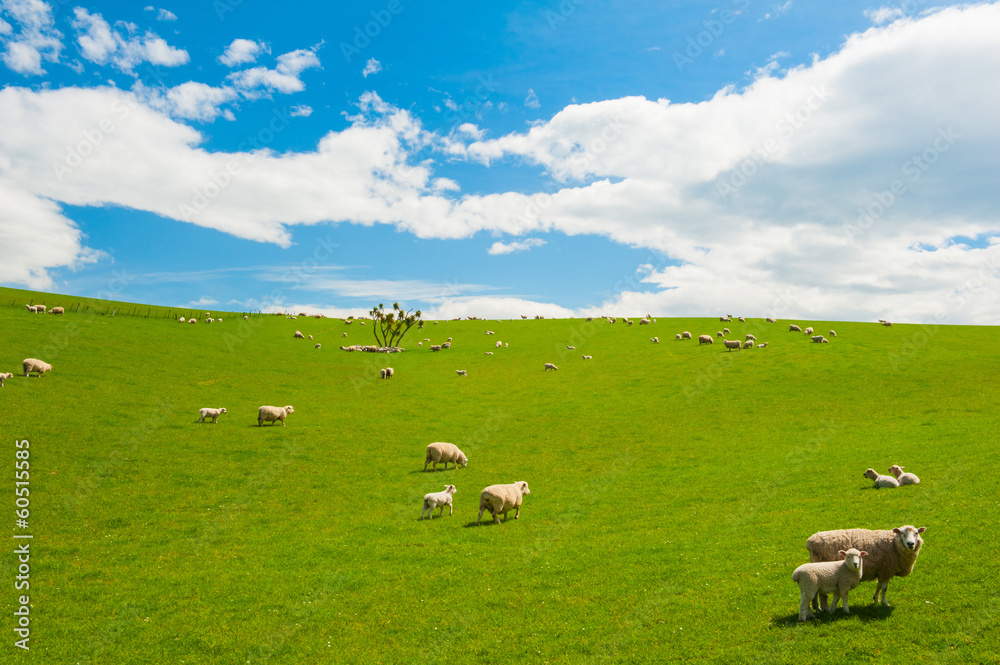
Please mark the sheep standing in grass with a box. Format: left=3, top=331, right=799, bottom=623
left=888, top=465, right=920, bottom=485
left=179, top=317, right=186, bottom=323
left=35, top=305, right=46, bottom=314
left=738, top=316, right=746, bottom=322
left=864, top=468, right=900, bottom=488
left=803, top=326, right=814, bottom=335
left=806, top=525, right=926, bottom=606
left=830, top=330, right=837, bottom=337
left=22, top=358, right=52, bottom=377
left=811, top=335, right=827, bottom=343
left=198, top=407, right=227, bottom=424
left=651, top=337, right=660, bottom=343
left=745, top=334, right=756, bottom=341
left=544, top=363, right=558, bottom=371
left=456, top=369, right=467, bottom=376
left=681, top=331, right=692, bottom=339
left=766, top=317, right=776, bottom=323
left=258, top=405, right=294, bottom=426
left=314, top=343, right=321, bottom=349
left=477, top=481, right=530, bottom=525
left=431, top=345, right=442, bottom=351
left=0, top=372, right=13, bottom=387
left=882, top=321, right=892, bottom=327
left=723, top=328, right=731, bottom=334
left=188, top=318, right=197, bottom=324
left=421, top=485, right=457, bottom=519
left=49, top=306, right=65, bottom=315
left=675, top=333, right=682, bottom=340
left=742, top=340, right=754, bottom=349
left=25, top=304, right=37, bottom=313
left=698, top=335, right=713, bottom=345
left=789, top=324, right=801, bottom=332
left=424, top=442, right=468, bottom=471
left=723, top=340, right=741, bottom=351
left=792, top=548, right=867, bottom=622
left=294, top=331, right=304, bottom=339
left=717, top=331, right=724, bottom=338
left=382, top=367, right=395, bottom=379
left=582, top=355, right=592, bottom=360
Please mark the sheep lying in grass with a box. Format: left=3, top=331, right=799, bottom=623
left=807, top=525, right=926, bottom=606
left=567, top=345, right=575, bottom=350
left=424, top=442, right=468, bottom=471
left=757, top=342, right=769, bottom=348
left=0, top=372, right=13, bottom=387
left=888, top=465, right=920, bottom=485
left=544, top=363, right=558, bottom=371
left=581, top=355, right=592, bottom=360
left=484, top=352, right=494, bottom=355
left=698, top=335, right=713, bottom=345
left=22, top=358, right=52, bottom=377
left=793, top=548, right=867, bottom=622
left=864, top=468, right=899, bottom=488
left=258, top=405, right=294, bottom=426
left=198, top=407, right=227, bottom=424
left=723, top=340, right=741, bottom=351
left=477, top=481, right=530, bottom=525
left=422, top=485, right=457, bottom=519
left=456, top=369, right=467, bottom=376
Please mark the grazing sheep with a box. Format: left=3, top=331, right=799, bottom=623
left=757, top=342, right=769, bottom=348
left=308, top=334, right=313, bottom=340
left=382, top=367, right=395, bottom=379
left=455, top=369, right=467, bottom=376
left=25, top=304, right=37, bottom=313
left=343, top=332, right=348, bottom=337
left=257, top=405, right=294, bottom=426
left=484, top=352, right=494, bottom=355
left=651, top=337, right=660, bottom=343
left=582, top=355, right=592, bottom=360
left=544, top=363, right=558, bottom=371
left=447, top=337, right=453, bottom=342
left=442, top=342, right=452, bottom=349
left=864, top=468, right=900, bottom=488
left=676, top=333, right=682, bottom=340
left=793, top=548, right=867, bottom=622
left=0, top=372, right=13, bottom=387
left=314, top=344, right=321, bottom=349
left=822, top=339, right=829, bottom=343
left=766, top=317, right=776, bottom=323
left=738, top=316, right=745, bottom=322
left=424, top=442, right=468, bottom=471
left=35, top=305, right=46, bottom=314
left=244, top=315, right=249, bottom=320
left=745, top=334, right=756, bottom=341
left=422, top=485, right=457, bottom=519
left=803, top=327, right=814, bottom=335
left=681, top=331, right=692, bottom=339
left=179, top=317, right=186, bottom=323
left=888, top=465, right=920, bottom=485
left=505, top=342, right=508, bottom=348
left=294, top=331, right=305, bottom=339
left=49, top=306, right=65, bottom=315
left=198, top=407, right=227, bottom=424
left=723, top=328, right=731, bottom=334
left=22, top=358, right=52, bottom=377
left=742, top=340, right=754, bottom=349
left=521, top=315, right=528, bottom=319
left=717, top=331, right=724, bottom=338
left=477, top=481, right=531, bottom=525
left=789, top=324, right=801, bottom=332
left=811, top=335, right=827, bottom=343
left=698, top=335, right=713, bottom=345
left=430, top=345, right=442, bottom=351
left=496, top=341, right=503, bottom=348
left=830, top=330, right=837, bottom=337
left=188, top=318, right=197, bottom=324
left=719, top=316, right=727, bottom=322
left=567, top=345, right=575, bottom=350
left=723, top=340, right=741, bottom=351
left=807, top=525, right=926, bottom=606
left=882, top=321, right=892, bottom=327
left=639, top=318, right=650, bottom=325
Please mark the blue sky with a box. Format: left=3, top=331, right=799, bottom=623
left=1, top=0, right=998, bottom=322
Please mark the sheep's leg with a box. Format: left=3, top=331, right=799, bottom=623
left=810, top=592, right=820, bottom=613
left=493, top=508, right=501, bottom=524
left=514, top=506, right=520, bottom=519
left=798, top=591, right=814, bottom=622
left=448, top=503, right=453, bottom=516
left=877, top=579, right=889, bottom=606
left=842, top=590, right=850, bottom=614
left=477, top=506, right=485, bottom=525
left=438, top=505, right=444, bottom=518
left=830, top=591, right=840, bottom=614
left=818, top=593, right=829, bottom=613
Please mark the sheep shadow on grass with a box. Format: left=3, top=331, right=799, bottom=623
left=774, top=603, right=894, bottom=627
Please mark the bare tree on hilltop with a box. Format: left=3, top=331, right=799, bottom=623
left=370, top=302, right=422, bottom=349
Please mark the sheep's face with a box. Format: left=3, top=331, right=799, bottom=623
left=888, top=465, right=904, bottom=477
left=863, top=468, right=878, bottom=480
left=220, top=408, right=227, bottom=415
left=517, top=481, right=531, bottom=495
left=456, top=454, right=468, bottom=468
left=284, top=406, right=294, bottom=414
left=893, top=526, right=926, bottom=551
left=445, top=485, right=456, bottom=493
left=838, top=549, right=867, bottom=570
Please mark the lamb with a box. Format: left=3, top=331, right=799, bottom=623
left=803, top=327, right=814, bottom=335
left=888, top=465, right=920, bottom=485
left=455, top=369, right=467, bottom=376
left=745, top=334, right=756, bottom=341
left=25, top=304, right=37, bottom=313
left=421, top=485, right=457, bottom=519
left=723, top=340, right=741, bottom=351
left=294, top=331, right=305, bottom=338
left=424, top=442, right=468, bottom=471
left=188, top=318, right=197, bottom=324
left=198, top=407, right=227, bottom=424
left=742, top=340, right=754, bottom=349
left=544, top=363, right=558, bottom=371
left=723, top=328, right=731, bottom=334
left=792, top=548, right=867, bottom=622
left=179, top=317, right=186, bottom=322
left=698, top=335, right=713, bottom=345
left=757, top=342, right=769, bottom=348
left=789, top=324, right=801, bottom=332
left=830, top=330, right=837, bottom=337
left=864, top=468, right=899, bottom=488
left=811, top=335, right=827, bottom=343
left=675, top=334, right=682, bottom=340
left=581, top=355, right=592, bottom=360
left=477, top=481, right=530, bottom=525
left=0, top=372, right=13, bottom=387
left=681, top=331, right=692, bottom=339
left=257, top=405, right=294, bottom=426
left=806, top=525, right=926, bottom=606
left=652, top=337, right=660, bottom=343
left=567, top=345, right=575, bottom=350
left=22, top=358, right=52, bottom=377
left=49, top=306, right=65, bottom=315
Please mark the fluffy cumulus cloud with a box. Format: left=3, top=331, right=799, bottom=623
left=0, top=0, right=63, bottom=75
left=71, top=7, right=188, bottom=74
left=218, top=38, right=267, bottom=67
left=362, top=57, right=381, bottom=78
left=488, top=238, right=546, bottom=255
left=3, top=5, right=1000, bottom=322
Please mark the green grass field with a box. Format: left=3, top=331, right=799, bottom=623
left=1, top=286, right=998, bottom=663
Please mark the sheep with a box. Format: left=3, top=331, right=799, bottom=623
left=430, top=345, right=442, bottom=351
left=442, top=342, right=452, bottom=349
left=35, top=305, right=46, bottom=314
left=803, top=326, right=814, bottom=335
left=742, top=340, right=754, bottom=349
left=651, top=337, right=660, bottom=343
left=864, top=468, right=900, bottom=488
left=314, top=344, right=321, bottom=349
left=681, top=331, right=692, bottom=339
left=888, top=465, right=920, bottom=485
left=308, top=335, right=313, bottom=340
left=22, top=358, right=52, bottom=377
left=179, top=317, right=186, bottom=323
left=49, top=306, right=64, bottom=315
left=830, top=330, right=837, bottom=337
left=504, top=342, right=508, bottom=348
left=811, top=335, right=827, bottom=343
left=343, top=333, right=348, bottom=337
left=424, top=442, right=468, bottom=471
left=25, top=304, right=37, bottom=313
left=382, top=367, right=395, bottom=379
left=745, top=334, right=756, bottom=341
left=719, top=316, right=727, bottom=322
left=244, top=315, right=249, bottom=320
left=485, top=330, right=495, bottom=335
left=822, top=338, right=829, bottom=343
left=456, top=369, right=467, bottom=376
left=198, top=407, right=227, bottom=424
left=723, top=328, right=731, bottom=334
left=566, top=345, right=575, bottom=350
left=806, top=525, right=926, bottom=606
left=0, top=372, right=12, bottom=387
left=792, top=548, right=868, bottom=622
left=188, top=318, right=197, bottom=324
left=494, top=341, right=502, bottom=349
left=581, top=355, right=592, bottom=360
left=766, top=317, right=776, bottom=323
left=217, top=318, right=223, bottom=322
left=477, top=481, right=530, bottom=525
left=723, top=340, right=741, bottom=351
left=484, top=351, right=494, bottom=355
left=675, top=333, right=682, bottom=340
left=447, top=337, right=453, bottom=342
left=738, top=316, right=745, bottom=322
left=257, top=405, right=294, bottom=426
left=882, top=321, right=892, bottom=327
left=757, top=342, right=769, bottom=348
left=639, top=318, right=650, bottom=325
left=294, top=331, right=305, bottom=339
left=717, top=331, right=724, bottom=338
left=789, top=324, right=801, bottom=332
left=421, top=485, right=457, bottom=519
left=698, top=335, right=713, bottom=345
left=544, top=363, right=558, bottom=371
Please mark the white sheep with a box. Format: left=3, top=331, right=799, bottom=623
left=477, top=481, right=530, bottom=525
left=421, top=485, right=457, bottom=519
left=566, top=345, right=575, bottom=350
left=178, top=317, right=186, bottom=322
left=343, top=332, right=348, bottom=337
left=257, top=405, right=294, bottom=426
left=681, top=331, right=692, bottom=339
left=723, top=340, right=741, bottom=351
left=830, top=330, right=837, bottom=337
left=544, top=363, right=558, bottom=371
left=698, top=335, right=713, bottom=345
left=803, top=326, right=814, bottom=335
left=244, top=315, right=249, bottom=320
left=882, top=321, right=892, bottom=327
left=505, top=342, right=508, bottom=348
left=789, top=324, right=801, bottom=332
left=484, top=351, right=494, bottom=355
left=294, top=331, right=305, bottom=339
left=806, top=525, right=926, bottom=606
left=581, top=355, right=592, bottom=360
left=0, top=372, right=13, bottom=387
left=652, top=337, right=660, bottom=343
left=205, top=318, right=214, bottom=324
left=35, top=305, right=46, bottom=314
left=382, top=367, right=395, bottom=379
left=675, top=333, right=682, bottom=340
left=738, top=316, right=745, bottom=322
left=742, top=340, right=754, bottom=349
left=308, top=335, right=313, bottom=340
left=864, top=468, right=899, bottom=488
left=717, top=331, right=724, bottom=338
left=431, top=345, right=442, bottom=351
left=745, top=334, right=756, bottom=341
left=49, top=306, right=65, bottom=315
left=188, top=318, right=197, bottom=324
left=25, top=304, right=37, bottom=313
left=22, top=358, right=52, bottom=377
left=639, top=318, right=650, bottom=325
left=757, top=342, right=769, bottom=348
left=811, top=335, right=827, bottom=343
left=424, top=442, right=468, bottom=471
left=314, top=343, right=321, bottom=349
left=888, top=465, right=920, bottom=485
left=792, top=548, right=867, bottom=622
left=456, top=369, right=467, bottom=376
left=723, top=328, right=731, bottom=334
left=198, top=407, right=227, bottom=424
left=442, top=342, right=451, bottom=349
left=496, top=341, right=502, bottom=348
left=766, top=317, right=776, bottom=323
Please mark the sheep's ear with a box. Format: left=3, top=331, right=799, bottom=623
left=860, top=551, right=868, bottom=557
left=838, top=550, right=847, bottom=557
left=892, top=528, right=901, bottom=534
left=917, top=527, right=926, bottom=533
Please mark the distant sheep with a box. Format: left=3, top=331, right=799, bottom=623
left=757, top=342, right=768, bottom=348
left=639, top=318, right=650, bottom=325
left=698, top=335, right=713, bottom=345
left=442, top=342, right=451, bottom=349
left=581, top=355, right=592, bottom=360
left=179, top=317, right=186, bottom=323
left=496, top=341, right=502, bottom=348
left=380, top=367, right=394, bottom=379
left=198, top=407, right=227, bottom=424
left=789, top=324, right=801, bottom=332
left=717, top=331, right=724, bottom=338
left=742, top=340, right=754, bottom=349
left=49, top=306, right=65, bottom=315
left=257, top=405, right=294, bottom=426
left=25, top=304, right=37, bottom=313
left=882, top=321, right=892, bottom=327
left=803, top=327, right=814, bottom=335
left=424, top=442, right=468, bottom=471
left=22, top=358, right=52, bottom=377
left=745, top=334, right=756, bottom=341
left=35, top=305, right=46, bottom=314
left=567, top=345, right=575, bottom=350
left=811, top=335, right=827, bottom=343
left=651, top=337, right=660, bottom=343
left=544, top=363, right=558, bottom=371
left=675, top=333, right=682, bottom=340
left=888, top=465, right=920, bottom=485
left=792, top=548, right=867, bottom=622
left=723, top=340, right=741, bottom=351
left=830, top=330, right=837, bottom=337
left=723, top=328, right=731, bottom=334
left=421, top=485, right=457, bottom=519
left=456, top=369, right=467, bottom=376
left=477, top=481, right=531, bottom=525
left=766, top=317, right=776, bottom=323
left=0, top=372, right=13, bottom=387
left=188, top=318, right=197, bottom=325
left=738, top=316, right=745, bottom=322
left=294, top=331, right=305, bottom=339
left=314, top=344, right=321, bottom=349
left=681, top=331, right=692, bottom=339
left=864, top=468, right=900, bottom=489
left=308, top=335, right=313, bottom=340
left=430, top=345, right=442, bottom=351
left=484, top=352, right=494, bottom=355
left=343, top=333, right=348, bottom=337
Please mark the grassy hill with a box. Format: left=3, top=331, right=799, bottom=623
left=1, top=286, right=997, bottom=663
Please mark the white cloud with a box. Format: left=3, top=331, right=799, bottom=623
left=135, top=80, right=238, bottom=122
left=865, top=6, right=904, bottom=25
left=760, top=1, right=793, bottom=22
left=524, top=88, right=540, bottom=109
left=290, top=104, right=312, bottom=117
left=488, top=238, right=546, bottom=255
left=227, top=47, right=321, bottom=96
left=422, top=297, right=574, bottom=321
left=190, top=296, right=218, bottom=306
left=71, top=7, right=188, bottom=74
left=0, top=0, right=63, bottom=75
left=157, top=8, right=177, bottom=22
left=362, top=57, right=381, bottom=77
left=218, top=38, right=267, bottom=67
